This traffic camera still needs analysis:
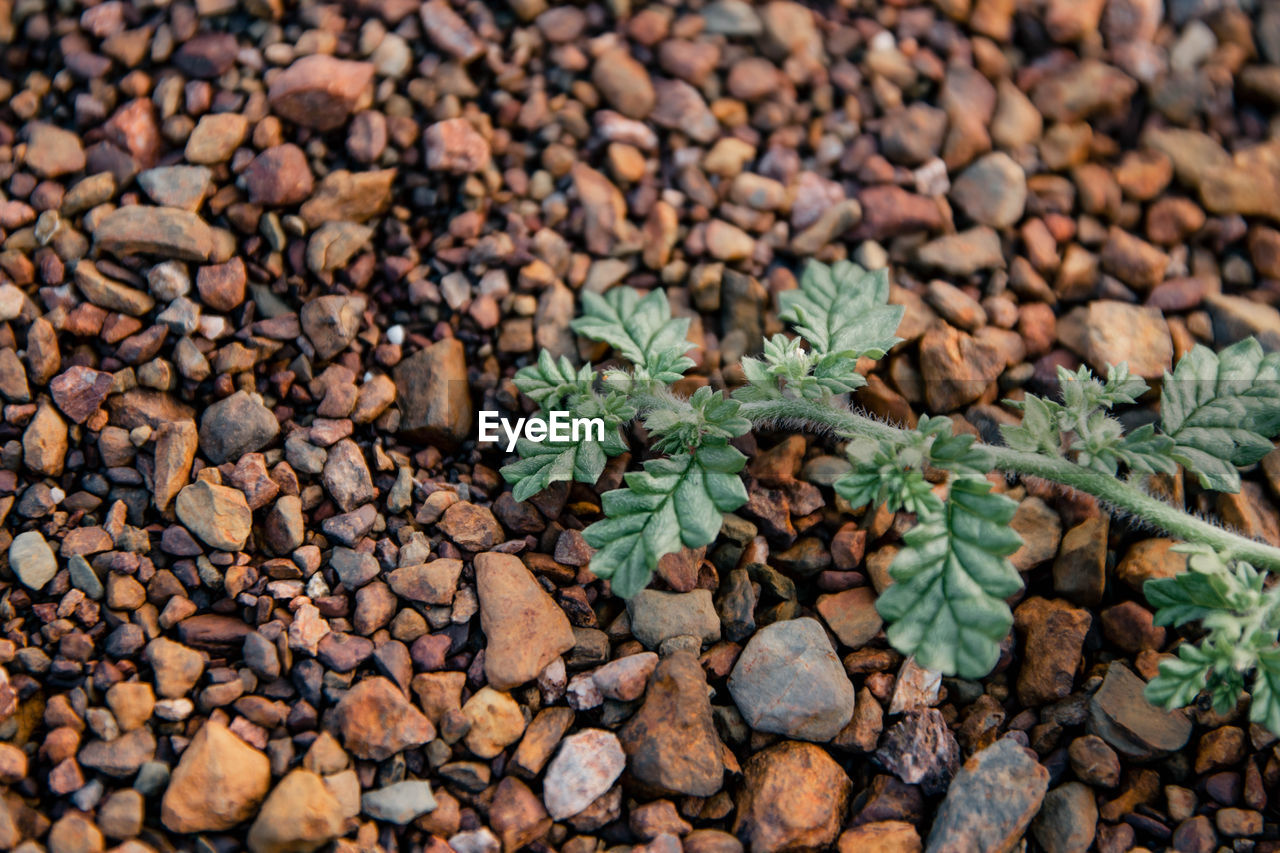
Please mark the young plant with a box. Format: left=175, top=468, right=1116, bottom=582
left=501, top=261, right=1280, bottom=721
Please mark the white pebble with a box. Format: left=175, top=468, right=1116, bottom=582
left=386, top=324, right=405, bottom=346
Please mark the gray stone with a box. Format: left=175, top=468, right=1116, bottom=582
left=1206, top=293, right=1280, bottom=352
left=8, top=530, right=57, bottom=591
left=925, top=738, right=1049, bottom=853
left=361, top=780, right=437, bottom=824
left=950, top=152, right=1027, bottom=228
left=627, top=589, right=721, bottom=649
left=199, top=390, right=279, bottom=464
left=1031, top=782, right=1098, bottom=853
left=727, top=617, right=856, bottom=741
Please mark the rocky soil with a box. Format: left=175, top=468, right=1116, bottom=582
left=2, top=0, right=1280, bottom=852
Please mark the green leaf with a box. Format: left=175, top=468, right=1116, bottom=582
left=1160, top=339, right=1280, bottom=492
left=584, top=446, right=748, bottom=598
left=1000, top=395, right=1062, bottom=456
left=1251, top=649, right=1280, bottom=735
left=572, top=288, right=696, bottom=382
left=502, top=436, right=607, bottom=502
left=875, top=476, right=1024, bottom=678
left=514, top=350, right=596, bottom=410
left=779, top=261, right=904, bottom=360
left=1146, top=643, right=1216, bottom=710
left=644, top=386, right=751, bottom=454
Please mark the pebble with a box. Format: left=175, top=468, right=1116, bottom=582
left=424, top=118, right=492, bottom=173
left=9, top=530, right=58, bottom=591
left=1014, top=597, right=1092, bottom=706
left=950, top=152, right=1027, bottom=228
left=93, top=206, right=215, bottom=261
left=174, top=480, right=252, bottom=551
left=331, top=676, right=435, bottom=760
left=542, top=729, right=626, bottom=820
left=728, top=617, right=856, bottom=741
left=627, top=589, right=721, bottom=649
left=1031, top=782, right=1099, bottom=853
left=199, top=390, right=280, bottom=464
left=268, top=55, right=375, bottom=131
left=246, top=769, right=345, bottom=853
left=362, top=780, right=437, bottom=825
left=395, top=337, right=472, bottom=445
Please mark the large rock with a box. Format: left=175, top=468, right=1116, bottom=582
left=1088, top=662, right=1191, bottom=760
left=619, top=651, right=724, bottom=797
left=247, top=769, right=346, bottom=853
left=23, top=122, right=86, bottom=177
left=301, top=294, right=363, bottom=361
left=199, top=390, right=280, bottom=464
left=475, top=552, right=575, bottom=689
left=733, top=740, right=852, bottom=853
left=1058, top=301, right=1172, bottom=381
left=1014, top=597, right=1092, bottom=706
left=331, top=676, right=435, bottom=760
left=728, top=618, right=856, bottom=741
left=93, top=205, right=215, bottom=261
left=394, top=337, right=472, bottom=446
left=268, top=55, right=375, bottom=130
left=161, top=719, right=271, bottom=832
left=925, top=737, right=1049, bottom=853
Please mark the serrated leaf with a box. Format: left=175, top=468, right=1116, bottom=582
left=514, top=350, right=598, bottom=411
left=584, top=446, right=748, bottom=597
left=1146, top=643, right=1216, bottom=710
left=1145, top=570, right=1236, bottom=626
left=874, top=476, right=1024, bottom=679
left=779, top=261, right=904, bottom=360
left=572, top=288, right=695, bottom=381
left=644, top=386, right=752, bottom=454
left=1161, top=340, right=1280, bottom=491
left=502, top=436, right=607, bottom=502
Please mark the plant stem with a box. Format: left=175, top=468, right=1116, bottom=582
left=740, top=397, right=1280, bottom=572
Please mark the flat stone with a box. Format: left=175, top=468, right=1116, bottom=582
left=50, top=365, right=114, bottom=424
left=138, top=165, right=212, bottom=212
left=1088, top=662, right=1192, bottom=760
left=74, top=261, right=155, bottom=316
left=387, top=559, right=463, bottom=605
left=185, top=113, right=249, bottom=164
left=728, top=617, right=856, bottom=742
left=300, top=168, right=397, bottom=226
left=1205, top=293, right=1280, bottom=353
left=24, top=122, right=87, bottom=177
left=362, top=780, right=437, bottom=825
left=592, top=47, right=655, bottom=119
left=78, top=729, right=156, bottom=778
left=244, top=144, right=313, bottom=207
left=1058, top=301, right=1172, bottom=380
left=145, top=636, right=204, bottom=698
left=424, top=118, right=491, bottom=173
left=815, top=586, right=883, bottom=649
left=93, top=205, right=215, bottom=261
left=1014, top=597, right=1092, bottom=706
left=307, top=221, right=373, bottom=274
left=924, top=738, right=1049, bottom=853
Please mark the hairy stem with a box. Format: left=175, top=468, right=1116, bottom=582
left=740, top=397, right=1280, bottom=572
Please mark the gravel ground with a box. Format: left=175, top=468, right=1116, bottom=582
left=3, top=0, right=1280, bottom=851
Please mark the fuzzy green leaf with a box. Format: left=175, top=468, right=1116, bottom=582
left=502, top=436, right=607, bottom=502
left=572, top=288, right=696, bottom=382
left=584, top=446, right=748, bottom=597
left=1000, top=395, right=1062, bottom=456
left=1251, top=649, right=1280, bottom=735
left=1146, top=643, right=1218, bottom=710
left=644, top=386, right=751, bottom=454
left=1161, top=339, right=1280, bottom=492
left=875, top=476, right=1024, bottom=678
left=779, top=261, right=904, bottom=360
left=514, top=350, right=596, bottom=410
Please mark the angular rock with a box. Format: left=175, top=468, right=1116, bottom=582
left=1014, top=597, right=1092, bottom=706
left=475, top=552, right=575, bottom=689
left=199, top=390, right=279, bottom=464
left=24, top=122, right=86, bottom=177
left=395, top=337, right=472, bottom=445
left=175, top=480, right=251, bottom=551
left=619, top=651, right=724, bottom=797
left=300, top=168, right=397, bottom=226
left=1088, top=662, right=1192, bottom=760
left=331, top=676, right=435, bottom=760
left=247, top=768, right=345, bottom=853
left=362, top=780, right=437, bottom=825
left=424, top=118, right=491, bottom=173
left=161, top=719, right=271, bottom=833
left=244, top=144, right=313, bottom=207
left=875, top=709, right=961, bottom=795
left=50, top=365, right=114, bottom=424
left=924, top=738, right=1049, bottom=853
